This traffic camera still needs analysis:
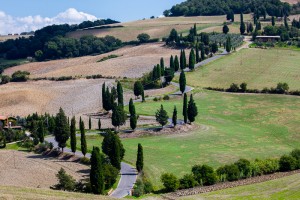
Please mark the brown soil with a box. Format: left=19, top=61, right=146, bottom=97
left=4, top=43, right=183, bottom=79
left=163, top=170, right=300, bottom=199
left=0, top=150, right=89, bottom=189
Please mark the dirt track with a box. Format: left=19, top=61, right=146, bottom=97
left=0, top=150, right=89, bottom=189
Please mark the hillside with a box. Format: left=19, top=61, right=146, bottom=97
left=68, top=15, right=251, bottom=42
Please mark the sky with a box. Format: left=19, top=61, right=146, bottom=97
left=0, top=0, right=185, bottom=35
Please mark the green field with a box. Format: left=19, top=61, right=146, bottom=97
left=79, top=90, right=300, bottom=189
left=179, top=173, right=300, bottom=200
left=185, top=48, right=300, bottom=90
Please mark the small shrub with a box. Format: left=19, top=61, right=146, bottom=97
left=132, top=179, right=144, bottom=197
left=192, top=164, right=217, bottom=186
left=80, top=157, right=91, bottom=165
left=252, top=158, right=279, bottom=176
left=290, top=149, right=300, bottom=169
left=143, top=178, right=153, bottom=194
left=234, top=158, right=252, bottom=178
left=240, top=82, right=247, bottom=92
left=279, top=155, right=297, bottom=171
left=276, top=82, right=289, bottom=94
left=163, top=95, right=170, bottom=100
left=52, top=168, right=76, bottom=191
left=11, top=71, right=30, bottom=82
left=228, top=83, right=239, bottom=92
left=217, top=164, right=240, bottom=181
left=161, top=173, right=179, bottom=192
left=179, top=174, right=197, bottom=189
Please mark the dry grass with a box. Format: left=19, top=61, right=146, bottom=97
left=4, top=43, right=183, bottom=79
left=68, top=14, right=251, bottom=42
left=0, top=150, right=89, bottom=189
left=0, top=35, right=31, bottom=42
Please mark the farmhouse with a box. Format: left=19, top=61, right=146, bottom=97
left=256, top=36, right=281, bottom=42
left=0, top=116, right=20, bottom=129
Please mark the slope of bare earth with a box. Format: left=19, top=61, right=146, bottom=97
left=4, top=43, right=183, bottom=79
left=68, top=15, right=251, bottom=42
left=0, top=150, right=89, bottom=189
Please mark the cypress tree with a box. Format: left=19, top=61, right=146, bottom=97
left=156, top=64, right=161, bottom=78
left=134, top=81, right=143, bottom=99
left=112, top=103, right=126, bottom=130
left=172, top=106, right=177, bottom=127
left=195, top=46, right=200, bottom=63
left=38, top=120, right=45, bottom=143
left=183, top=50, right=187, bottom=68
left=155, top=105, right=169, bottom=128
left=240, top=13, right=246, bottom=35
left=160, top=57, right=165, bottom=75
left=102, top=130, right=125, bottom=162
left=101, top=83, right=106, bottom=109
left=183, top=93, right=188, bottom=124
left=136, top=143, right=144, bottom=172
left=170, top=55, right=174, bottom=70
left=110, top=133, right=121, bottom=170
left=130, top=115, right=137, bottom=131
left=226, top=36, right=232, bottom=53
left=179, top=71, right=186, bottom=94
left=89, top=116, right=92, bottom=130
left=284, top=16, right=289, bottom=30
left=129, top=98, right=135, bottom=116
left=117, top=81, right=124, bottom=106
left=90, top=147, right=105, bottom=194
left=189, top=48, right=195, bottom=70
left=187, top=94, right=198, bottom=124
left=193, top=23, right=197, bottom=36
left=70, top=116, right=76, bottom=154
left=272, top=16, right=275, bottom=26
left=105, top=87, right=112, bottom=111
left=54, top=108, right=70, bottom=152
left=174, top=55, right=179, bottom=72
left=180, top=50, right=184, bottom=70
left=152, top=65, right=158, bottom=81
left=80, top=120, right=87, bottom=157
left=142, top=90, right=145, bottom=102
left=200, top=44, right=205, bottom=60
left=98, top=118, right=101, bottom=130
left=111, top=86, right=117, bottom=101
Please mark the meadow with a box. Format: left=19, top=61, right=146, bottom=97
left=184, top=48, right=300, bottom=90
left=77, top=90, right=300, bottom=189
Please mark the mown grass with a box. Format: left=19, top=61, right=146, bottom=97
left=185, top=48, right=300, bottom=90
left=180, top=173, right=300, bottom=200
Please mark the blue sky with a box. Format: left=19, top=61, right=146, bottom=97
left=0, top=0, right=185, bottom=34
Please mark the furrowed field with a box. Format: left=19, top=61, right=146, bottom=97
left=184, top=48, right=300, bottom=90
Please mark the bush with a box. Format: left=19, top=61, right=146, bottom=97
left=80, top=157, right=91, bottom=165
left=217, top=164, right=240, bottom=181
left=240, top=82, right=247, bottom=92
left=11, top=71, right=30, bottom=82
left=290, top=149, right=300, bottom=169
left=163, top=95, right=170, bottom=100
left=0, top=75, right=10, bottom=84
left=279, top=155, right=297, bottom=171
left=132, top=179, right=144, bottom=197
left=137, top=33, right=150, bottom=43
left=228, top=83, right=239, bottom=92
left=103, top=164, right=119, bottom=189
left=161, top=173, right=179, bottom=192
left=234, top=158, right=252, bottom=178
left=252, top=159, right=279, bottom=176
left=143, top=178, right=153, bottom=194
left=276, top=82, right=289, bottom=94
left=179, top=174, right=197, bottom=189
left=52, top=168, right=76, bottom=191
left=192, top=164, right=217, bottom=186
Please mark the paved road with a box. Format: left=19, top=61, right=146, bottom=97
left=44, top=134, right=137, bottom=199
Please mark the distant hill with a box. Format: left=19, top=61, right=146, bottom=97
left=163, top=0, right=291, bottom=17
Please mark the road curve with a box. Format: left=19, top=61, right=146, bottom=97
left=44, top=135, right=137, bottom=198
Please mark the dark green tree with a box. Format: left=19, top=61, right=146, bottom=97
left=134, top=81, right=144, bottom=99
left=284, top=16, right=289, bottom=30
left=38, top=120, right=45, bottom=143
left=112, top=103, right=126, bottom=130
left=240, top=13, right=246, bottom=34
left=129, top=98, right=135, bottom=116
left=54, top=108, right=70, bottom=152
left=187, top=94, right=198, bottom=124
left=164, top=68, right=175, bottom=84
left=89, top=116, right=92, bottom=130
left=160, top=58, right=165, bottom=75
left=129, top=99, right=137, bottom=131
left=155, top=105, right=169, bottom=128
left=272, top=16, right=275, bottom=26
left=174, top=55, right=179, bottom=72
left=136, top=143, right=144, bottom=172
left=80, top=120, right=87, bottom=157
left=195, top=46, right=200, bottom=63
left=161, top=173, right=179, bottom=192
left=70, top=116, right=76, bottom=154
left=180, top=50, right=185, bottom=70
left=90, top=147, right=105, bottom=194
left=117, top=81, right=124, bottom=106
left=200, top=44, right=205, bottom=60
left=170, top=55, right=174, bottom=70
left=183, top=93, right=188, bottom=124
left=98, top=118, right=101, bottom=130
left=189, top=49, right=195, bottom=70
left=102, top=130, right=125, bottom=163
left=179, top=71, right=186, bottom=94
left=137, top=33, right=150, bottom=43
left=102, top=82, right=106, bottom=110
left=172, top=106, right=177, bottom=127
left=223, top=24, right=229, bottom=34
left=211, top=43, right=218, bottom=54
left=226, top=36, right=232, bottom=53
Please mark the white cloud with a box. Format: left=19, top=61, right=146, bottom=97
left=0, top=8, right=97, bottom=35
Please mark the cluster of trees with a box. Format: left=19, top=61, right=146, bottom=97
left=0, top=21, right=122, bottom=61
left=0, top=70, right=31, bottom=85
left=155, top=93, right=198, bottom=128
left=160, top=149, right=300, bottom=192
left=163, top=0, right=290, bottom=17
left=206, top=82, right=300, bottom=96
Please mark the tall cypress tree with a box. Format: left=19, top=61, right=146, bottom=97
left=54, top=108, right=70, bottom=152
left=187, top=94, right=198, bottom=124
left=80, top=120, right=87, bottom=157
left=180, top=50, right=184, bottom=70
left=226, top=36, right=232, bottom=53
left=102, top=83, right=106, bottom=110
left=70, top=116, right=76, bottom=154
left=129, top=98, right=135, bottom=116
left=170, top=55, right=174, bottom=70
left=189, top=49, right=195, bottom=70
left=284, top=16, right=289, bottom=30
left=90, top=147, right=105, bottom=194
left=195, top=45, right=200, bottom=63
left=160, top=57, right=165, bottom=75
left=98, top=118, right=101, bottom=130
left=156, top=64, right=161, bottom=78
left=174, top=55, right=179, bottom=72
left=136, top=143, right=144, bottom=172
left=89, top=116, right=92, bottom=130
left=200, top=45, right=205, bottom=60
left=179, top=71, right=186, bottom=94
left=38, top=120, right=45, bottom=143
left=272, top=16, right=275, bottom=26
left=183, top=93, right=188, bottom=124
left=102, top=130, right=125, bottom=162
left=117, top=81, right=124, bottom=106
left=112, top=103, right=126, bottom=130
left=129, top=98, right=137, bottom=131
left=240, top=13, right=246, bottom=35
left=193, top=23, right=197, bottom=36
left=172, top=106, right=177, bottom=127
left=110, top=134, right=121, bottom=170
